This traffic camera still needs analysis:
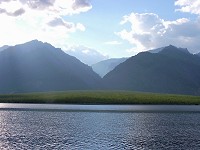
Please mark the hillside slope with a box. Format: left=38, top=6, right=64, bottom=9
left=103, top=45, right=200, bottom=95
left=0, top=40, right=101, bottom=93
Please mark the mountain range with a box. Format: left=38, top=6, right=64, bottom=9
left=0, top=45, right=9, bottom=52
left=92, top=58, right=127, bottom=77
left=65, top=46, right=108, bottom=65
left=1, top=41, right=200, bottom=95
left=0, top=40, right=100, bottom=93
left=103, top=45, right=200, bottom=95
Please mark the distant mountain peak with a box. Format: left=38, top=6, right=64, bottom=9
left=65, top=46, right=108, bottom=65
left=103, top=45, right=200, bottom=95
left=161, top=45, right=178, bottom=52
left=149, top=45, right=190, bottom=54
left=18, top=39, right=42, bottom=45
left=149, top=47, right=164, bottom=53
left=10, top=40, right=58, bottom=53
left=0, top=45, right=9, bottom=52
left=92, top=57, right=128, bottom=77
left=179, top=48, right=189, bottom=54
left=161, top=45, right=190, bottom=54
left=0, top=40, right=101, bottom=93
left=29, top=39, right=42, bottom=43
left=168, top=44, right=176, bottom=48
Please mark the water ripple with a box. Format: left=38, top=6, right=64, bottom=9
left=0, top=111, right=200, bottom=149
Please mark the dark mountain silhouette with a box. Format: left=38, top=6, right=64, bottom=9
left=92, top=58, right=127, bottom=77
left=148, top=46, right=189, bottom=54
left=0, top=40, right=101, bottom=93
left=196, top=52, right=200, bottom=57
left=103, top=45, right=200, bottom=95
left=2, top=41, right=200, bottom=95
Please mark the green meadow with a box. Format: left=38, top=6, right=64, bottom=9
left=0, top=91, right=200, bottom=105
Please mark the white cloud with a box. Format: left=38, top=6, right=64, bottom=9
left=104, top=41, right=122, bottom=45
left=20, top=0, right=55, bottom=10
left=0, top=0, right=92, bottom=15
left=47, top=17, right=85, bottom=32
left=0, top=0, right=91, bottom=48
left=53, top=0, right=92, bottom=15
left=76, top=23, right=86, bottom=31
left=72, top=0, right=92, bottom=14
left=175, top=0, right=200, bottom=15
left=117, top=12, right=200, bottom=54
left=0, top=0, right=25, bottom=16
left=0, top=7, right=25, bottom=16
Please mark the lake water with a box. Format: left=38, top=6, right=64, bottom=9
left=0, top=104, right=200, bottom=149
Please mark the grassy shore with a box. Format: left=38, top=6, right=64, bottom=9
left=0, top=90, right=200, bottom=105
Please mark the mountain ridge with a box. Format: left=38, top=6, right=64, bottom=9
left=1, top=41, right=200, bottom=95
left=103, top=45, right=200, bottom=95
left=92, top=58, right=127, bottom=77
left=0, top=40, right=101, bottom=94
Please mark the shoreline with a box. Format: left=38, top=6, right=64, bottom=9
left=0, top=103, right=200, bottom=113
left=0, top=91, right=200, bottom=105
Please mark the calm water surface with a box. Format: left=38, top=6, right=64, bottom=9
left=0, top=105, right=200, bottom=149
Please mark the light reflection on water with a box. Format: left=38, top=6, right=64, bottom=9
left=0, top=103, right=200, bottom=112
left=0, top=111, right=200, bottom=149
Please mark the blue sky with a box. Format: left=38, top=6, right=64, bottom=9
left=0, top=0, right=200, bottom=59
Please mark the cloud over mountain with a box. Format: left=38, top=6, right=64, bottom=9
left=1, top=0, right=199, bottom=58
left=117, top=11, right=200, bottom=54
left=0, top=0, right=91, bottom=47
left=65, top=46, right=108, bottom=65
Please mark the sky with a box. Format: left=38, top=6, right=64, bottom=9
left=0, top=0, right=200, bottom=59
